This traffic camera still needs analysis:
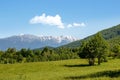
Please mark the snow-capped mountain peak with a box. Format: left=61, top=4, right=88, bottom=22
left=0, top=34, right=79, bottom=50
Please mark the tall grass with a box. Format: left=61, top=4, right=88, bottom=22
left=0, top=59, right=120, bottom=80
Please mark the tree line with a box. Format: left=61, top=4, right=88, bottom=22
left=0, top=47, right=79, bottom=64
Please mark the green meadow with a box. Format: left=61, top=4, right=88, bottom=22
left=0, top=59, right=120, bottom=80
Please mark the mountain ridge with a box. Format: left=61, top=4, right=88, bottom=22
left=0, top=34, right=78, bottom=50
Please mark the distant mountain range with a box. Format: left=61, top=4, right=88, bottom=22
left=0, top=34, right=78, bottom=50
left=61, top=24, right=120, bottom=48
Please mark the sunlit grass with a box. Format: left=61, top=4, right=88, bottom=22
left=0, top=59, right=120, bottom=80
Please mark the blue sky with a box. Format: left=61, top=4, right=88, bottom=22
left=0, top=0, right=120, bottom=39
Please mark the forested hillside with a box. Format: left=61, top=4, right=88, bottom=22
left=101, top=24, right=120, bottom=40
left=108, top=36, right=120, bottom=45
left=61, top=24, right=120, bottom=48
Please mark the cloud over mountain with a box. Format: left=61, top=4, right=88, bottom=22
left=67, top=22, right=86, bottom=28
left=30, top=13, right=86, bottom=29
left=30, top=13, right=64, bottom=29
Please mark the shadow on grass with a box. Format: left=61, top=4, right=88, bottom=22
left=64, top=64, right=91, bottom=67
left=65, top=69, right=120, bottom=79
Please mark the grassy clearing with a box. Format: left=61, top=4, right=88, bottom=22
left=0, top=59, right=120, bottom=80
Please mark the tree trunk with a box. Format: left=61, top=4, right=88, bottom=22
left=98, top=57, right=101, bottom=65
left=89, top=58, right=95, bottom=66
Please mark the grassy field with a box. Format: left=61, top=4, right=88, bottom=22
left=0, top=59, right=120, bottom=80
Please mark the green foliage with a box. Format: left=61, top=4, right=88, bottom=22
left=101, top=24, right=120, bottom=40
left=60, top=40, right=81, bottom=48
left=111, top=44, right=120, bottom=58
left=79, top=33, right=109, bottom=65
left=108, top=36, right=120, bottom=46
left=107, top=36, right=120, bottom=58
left=0, top=47, right=79, bottom=64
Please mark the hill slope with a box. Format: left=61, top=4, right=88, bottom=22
left=101, top=24, right=120, bottom=39
left=61, top=24, right=120, bottom=48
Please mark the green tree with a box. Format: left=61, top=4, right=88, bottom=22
left=79, top=33, right=109, bottom=65
left=79, top=41, right=88, bottom=58
left=3, top=48, right=17, bottom=64
left=20, top=48, right=27, bottom=57
left=112, top=44, right=120, bottom=58
left=94, top=33, right=109, bottom=65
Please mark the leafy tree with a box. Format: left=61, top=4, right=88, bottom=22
left=33, top=49, right=41, bottom=56
left=15, top=51, right=23, bottom=63
left=20, top=48, right=27, bottom=57
left=94, top=33, right=109, bottom=65
left=79, top=33, right=109, bottom=65
left=112, top=44, right=120, bottom=58
left=79, top=41, right=87, bottom=58
left=26, top=49, right=34, bottom=57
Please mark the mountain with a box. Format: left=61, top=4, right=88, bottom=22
left=0, top=34, right=78, bottom=50
left=61, top=24, right=120, bottom=48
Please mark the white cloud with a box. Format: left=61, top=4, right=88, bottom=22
left=30, top=13, right=64, bottom=29
left=67, top=24, right=73, bottom=28
left=30, top=13, right=86, bottom=29
left=67, top=22, right=86, bottom=28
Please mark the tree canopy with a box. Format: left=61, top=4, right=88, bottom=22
left=79, top=33, right=109, bottom=65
